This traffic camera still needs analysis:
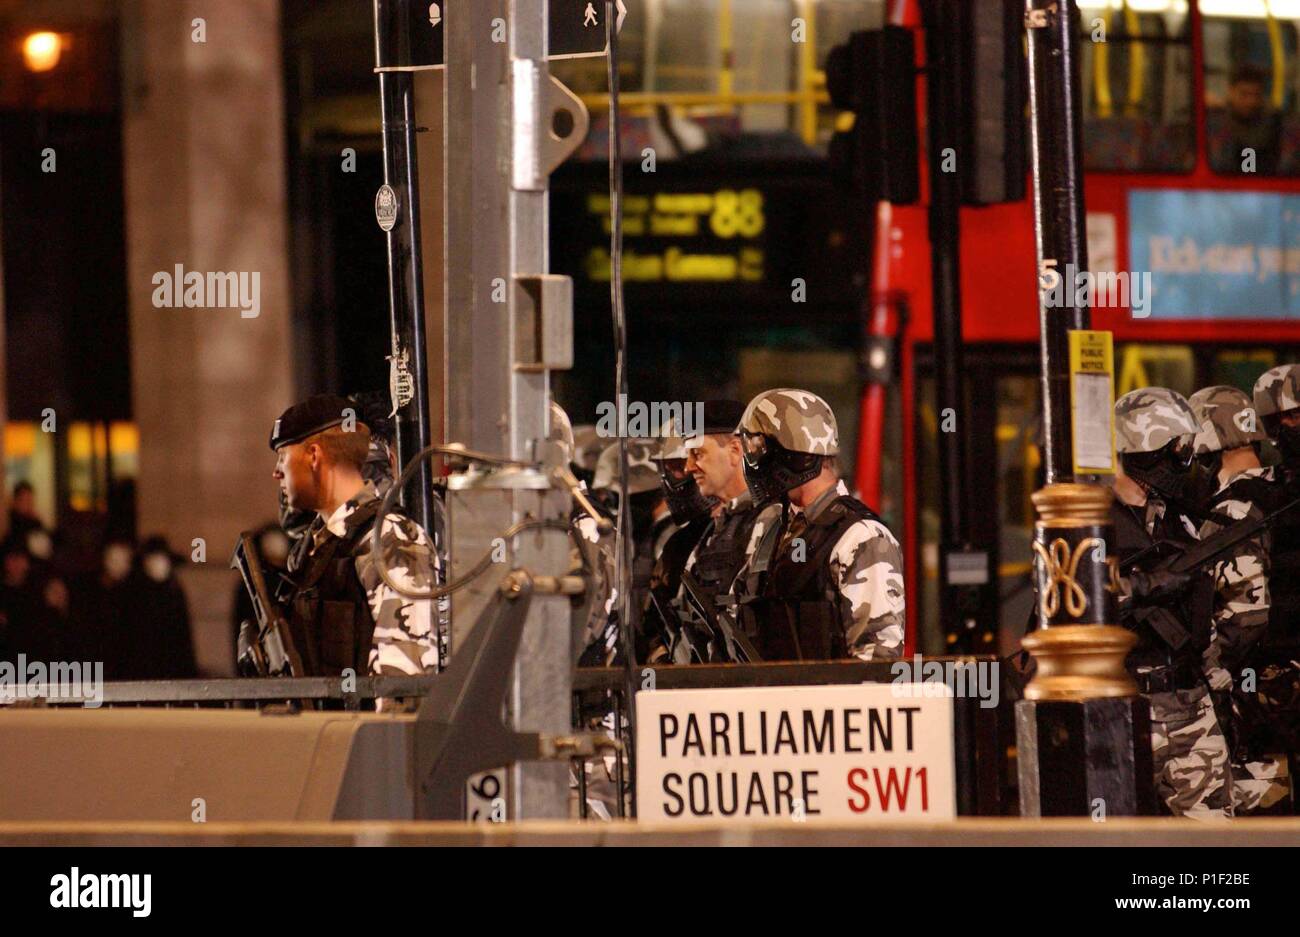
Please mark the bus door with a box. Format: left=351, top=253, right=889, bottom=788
left=914, top=346, right=1040, bottom=657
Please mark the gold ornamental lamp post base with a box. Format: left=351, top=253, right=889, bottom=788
left=1021, top=624, right=1135, bottom=701
left=1023, top=479, right=1137, bottom=701
left=1016, top=482, right=1155, bottom=816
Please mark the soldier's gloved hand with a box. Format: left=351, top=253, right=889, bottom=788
left=1129, top=569, right=1194, bottom=602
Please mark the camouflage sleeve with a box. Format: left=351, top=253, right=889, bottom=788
left=354, top=514, right=440, bottom=675
left=572, top=516, right=618, bottom=648
left=830, top=519, right=906, bottom=661
left=1202, top=502, right=1270, bottom=691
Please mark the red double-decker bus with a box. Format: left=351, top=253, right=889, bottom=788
left=858, top=0, right=1300, bottom=655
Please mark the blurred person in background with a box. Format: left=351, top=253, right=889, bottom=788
left=69, top=538, right=135, bottom=678
left=8, top=481, right=42, bottom=542
left=0, top=535, right=69, bottom=666
left=7, top=481, right=56, bottom=580
left=1209, top=64, right=1282, bottom=175
left=119, top=536, right=197, bottom=679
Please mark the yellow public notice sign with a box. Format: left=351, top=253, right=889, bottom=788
left=1068, top=330, right=1116, bottom=475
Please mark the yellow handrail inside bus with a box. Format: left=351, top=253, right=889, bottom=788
left=1125, top=3, right=1145, bottom=118
left=578, top=90, right=829, bottom=112
left=719, top=0, right=734, bottom=98
left=1094, top=3, right=1147, bottom=119
left=1267, top=3, right=1285, bottom=109
left=798, top=0, right=818, bottom=147
left=1118, top=344, right=1196, bottom=397
left=1095, top=9, right=1114, bottom=117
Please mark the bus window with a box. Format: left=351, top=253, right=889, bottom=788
left=995, top=375, right=1040, bottom=657
left=550, top=0, right=886, bottom=158
left=1079, top=0, right=1194, bottom=173
left=1202, top=1, right=1300, bottom=176
left=1207, top=348, right=1279, bottom=392
left=1116, top=342, right=1196, bottom=397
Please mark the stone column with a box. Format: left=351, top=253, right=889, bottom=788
left=121, top=0, right=293, bottom=673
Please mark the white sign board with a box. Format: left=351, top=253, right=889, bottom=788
left=636, top=684, right=956, bottom=822
left=1086, top=211, right=1118, bottom=277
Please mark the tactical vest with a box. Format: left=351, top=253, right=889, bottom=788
left=689, top=504, right=763, bottom=608
left=286, top=499, right=382, bottom=676
left=738, top=495, right=882, bottom=661
left=1113, top=501, right=1215, bottom=678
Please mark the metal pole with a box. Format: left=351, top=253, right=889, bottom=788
left=1016, top=0, right=1147, bottom=817
left=444, top=0, right=577, bottom=820
left=376, top=0, right=435, bottom=533
left=1026, top=0, right=1089, bottom=485
left=920, top=0, right=973, bottom=646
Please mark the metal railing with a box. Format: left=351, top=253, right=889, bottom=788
left=12, top=675, right=436, bottom=710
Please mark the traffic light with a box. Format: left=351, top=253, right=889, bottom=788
left=957, top=0, right=1026, bottom=205
left=825, top=26, right=920, bottom=205
left=826, top=8, right=1025, bottom=208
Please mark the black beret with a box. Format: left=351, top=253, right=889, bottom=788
left=269, top=394, right=356, bottom=450
left=702, top=399, right=747, bottom=435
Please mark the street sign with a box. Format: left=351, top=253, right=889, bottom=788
left=376, top=0, right=627, bottom=70
left=636, top=683, right=957, bottom=823
left=550, top=0, right=629, bottom=59
left=1068, top=329, right=1116, bottom=476
left=374, top=0, right=445, bottom=71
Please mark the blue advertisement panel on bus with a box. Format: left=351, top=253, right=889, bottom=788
left=1128, top=189, right=1300, bottom=320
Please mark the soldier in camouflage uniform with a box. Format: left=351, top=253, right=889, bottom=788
left=727, top=389, right=905, bottom=661
left=641, top=416, right=713, bottom=662
left=283, top=392, right=400, bottom=575
left=1189, top=385, right=1283, bottom=813
left=1255, top=364, right=1300, bottom=468
left=577, top=438, right=663, bottom=667
left=570, top=424, right=605, bottom=489
left=1113, top=387, right=1232, bottom=818
left=658, top=401, right=782, bottom=663
left=270, top=395, right=439, bottom=680
left=553, top=403, right=615, bottom=663
left=1254, top=365, right=1300, bottom=639
left=1253, top=365, right=1300, bottom=808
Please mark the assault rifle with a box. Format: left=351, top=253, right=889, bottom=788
left=1122, top=494, right=1300, bottom=651
left=231, top=532, right=305, bottom=677
left=680, top=569, right=762, bottom=663
left=1122, top=493, right=1300, bottom=578
left=646, top=587, right=702, bottom=664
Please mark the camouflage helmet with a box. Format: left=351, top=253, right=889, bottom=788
left=1189, top=385, right=1266, bottom=454
left=592, top=439, right=661, bottom=494
left=653, top=417, right=717, bottom=523
left=737, top=388, right=839, bottom=455
left=654, top=417, right=688, bottom=461
left=572, top=424, right=604, bottom=473
left=362, top=434, right=396, bottom=497
left=1253, top=364, right=1300, bottom=430
left=1113, top=387, right=1198, bottom=454
left=548, top=401, right=575, bottom=462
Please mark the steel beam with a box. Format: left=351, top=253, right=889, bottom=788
left=443, top=0, right=578, bottom=819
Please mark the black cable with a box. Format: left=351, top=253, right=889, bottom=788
left=607, top=0, right=637, bottom=818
